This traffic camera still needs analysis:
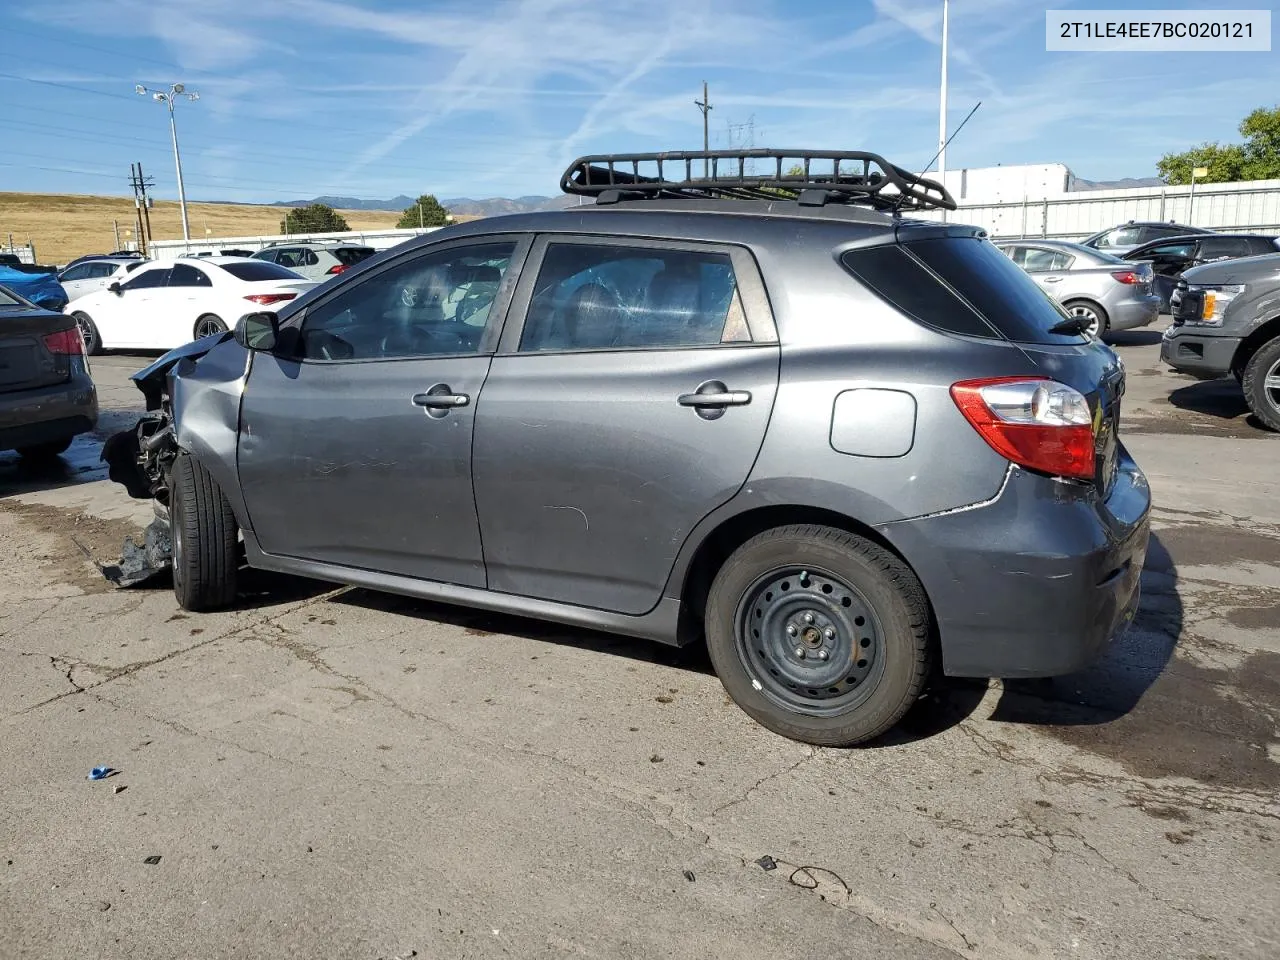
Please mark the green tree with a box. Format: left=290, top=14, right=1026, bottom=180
left=397, top=194, right=450, bottom=228
left=279, top=203, right=349, bottom=234
left=1157, top=105, right=1280, bottom=183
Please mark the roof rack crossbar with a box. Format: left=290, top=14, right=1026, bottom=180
left=560, top=149, right=956, bottom=212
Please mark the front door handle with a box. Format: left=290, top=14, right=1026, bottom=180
left=1042, top=276, right=1063, bottom=283
left=678, top=389, right=752, bottom=408
left=412, top=383, right=470, bottom=417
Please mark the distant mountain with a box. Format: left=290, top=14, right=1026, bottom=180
left=271, top=194, right=580, bottom=216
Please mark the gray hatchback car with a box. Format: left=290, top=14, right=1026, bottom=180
left=103, top=150, right=1150, bottom=747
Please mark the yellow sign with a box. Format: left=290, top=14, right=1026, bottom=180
left=1192, top=166, right=1209, bottom=177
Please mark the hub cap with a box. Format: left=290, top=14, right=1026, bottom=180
left=75, top=316, right=95, bottom=352
left=1068, top=304, right=1101, bottom=338
left=735, top=567, right=884, bottom=717
left=1264, top=357, right=1280, bottom=414
left=195, top=317, right=223, bottom=339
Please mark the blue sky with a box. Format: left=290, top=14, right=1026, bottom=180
left=2, top=0, right=1276, bottom=204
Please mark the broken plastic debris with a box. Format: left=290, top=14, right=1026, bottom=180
left=142, top=855, right=162, bottom=865
left=99, top=518, right=173, bottom=588
left=683, top=869, right=695, bottom=882
left=755, top=855, right=778, bottom=872
left=88, top=766, right=111, bottom=781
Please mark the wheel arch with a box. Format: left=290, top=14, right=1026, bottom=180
left=1060, top=296, right=1109, bottom=323
left=1230, top=314, right=1280, bottom=378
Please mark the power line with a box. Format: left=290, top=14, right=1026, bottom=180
left=0, top=71, right=144, bottom=102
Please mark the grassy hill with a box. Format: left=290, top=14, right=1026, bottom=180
left=0, top=192, right=404, bottom=265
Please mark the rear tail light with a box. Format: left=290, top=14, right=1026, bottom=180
left=1110, top=270, right=1143, bottom=284
left=43, top=328, right=84, bottom=356
left=951, top=377, right=1095, bottom=480
left=244, top=293, right=298, bottom=305
left=326, top=264, right=347, bottom=275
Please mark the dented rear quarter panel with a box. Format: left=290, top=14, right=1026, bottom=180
left=167, top=337, right=255, bottom=533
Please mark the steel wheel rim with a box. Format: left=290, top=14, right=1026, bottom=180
left=1068, top=304, right=1101, bottom=337
left=1264, top=356, right=1280, bottom=413
left=195, top=317, right=223, bottom=339
left=75, top=315, right=95, bottom=352
left=733, top=566, right=886, bottom=718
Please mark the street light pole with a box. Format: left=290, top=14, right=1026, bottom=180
left=136, top=83, right=200, bottom=243
left=938, top=0, right=950, bottom=222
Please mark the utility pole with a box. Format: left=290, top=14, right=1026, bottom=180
left=137, top=162, right=155, bottom=252
left=419, top=201, right=424, bottom=229
left=112, top=220, right=120, bottom=249
left=129, top=163, right=147, bottom=256
left=938, top=0, right=950, bottom=222
left=694, top=81, right=712, bottom=178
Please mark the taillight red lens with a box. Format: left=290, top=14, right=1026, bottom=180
left=1110, top=270, right=1142, bottom=284
left=326, top=264, right=347, bottom=275
left=43, top=328, right=84, bottom=356
left=951, top=377, right=1096, bottom=480
left=243, top=293, right=298, bottom=305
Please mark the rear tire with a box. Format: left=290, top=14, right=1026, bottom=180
left=1064, top=300, right=1109, bottom=339
left=1241, top=336, right=1280, bottom=433
left=73, top=312, right=101, bottom=355
left=16, top=437, right=73, bottom=462
left=170, top=452, right=238, bottom=611
left=194, top=315, right=228, bottom=340
left=704, top=524, right=932, bottom=747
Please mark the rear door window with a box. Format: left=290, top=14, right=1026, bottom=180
left=1021, top=248, right=1073, bottom=272
left=843, top=237, right=1082, bottom=345
left=168, top=263, right=213, bottom=287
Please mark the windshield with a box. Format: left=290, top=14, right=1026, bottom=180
left=218, top=261, right=304, bottom=282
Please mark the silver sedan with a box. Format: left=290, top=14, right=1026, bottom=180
left=996, top=240, right=1160, bottom=339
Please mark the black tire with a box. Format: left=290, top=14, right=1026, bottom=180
left=194, top=315, right=228, bottom=340
left=1063, top=299, right=1110, bottom=339
left=170, top=452, right=238, bottom=611
left=1241, top=336, right=1280, bottom=433
left=704, top=524, right=932, bottom=747
left=16, top=437, right=73, bottom=462
left=73, top=312, right=101, bottom=355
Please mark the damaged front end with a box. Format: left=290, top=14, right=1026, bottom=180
left=100, top=332, right=242, bottom=586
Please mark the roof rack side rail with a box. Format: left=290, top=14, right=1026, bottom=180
left=559, top=149, right=955, bottom=213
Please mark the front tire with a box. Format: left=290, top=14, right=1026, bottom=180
left=73, top=312, right=101, bottom=355
left=170, top=452, right=238, bottom=611
left=704, top=524, right=932, bottom=747
left=194, top=315, right=228, bottom=340
left=1241, top=337, right=1280, bottom=433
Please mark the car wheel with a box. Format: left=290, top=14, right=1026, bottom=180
left=73, top=312, right=101, bottom=355
left=170, top=452, right=238, bottom=611
left=1064, top=300, right=1109, bottom=339
left=1241, top=336, right=1280, bottom=433
left=16, top=437, right=73, bottom=462
left=193, top=314, right=228, bottom=340
left=704, top=524, right=932, bottom=747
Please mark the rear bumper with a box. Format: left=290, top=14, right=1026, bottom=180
left=1109, top=294, right=1160, bottom=332
left=878, top=453, right=1150, bottom=678
left=1160, top=324, right=1240, bottom=379
left=0, top=368, right=98, bottom=451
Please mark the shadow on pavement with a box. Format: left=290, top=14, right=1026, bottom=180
left=1166, top=376, right=1266, bottom=428
left=1107, top=329, right=1164, bottom=347
left=0, top=433, right=109, bottom=496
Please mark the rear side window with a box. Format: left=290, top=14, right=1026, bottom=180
left=1199, top=238, right=1254, bottom=259
left=843, top=238, right=1080, bottom=344
left=335, top=247, right=375, bottom=265
left=219, top=261, right=303, bottom=282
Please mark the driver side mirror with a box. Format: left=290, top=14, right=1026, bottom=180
left=235, top=311, right=280, bottom=351
left=108, top=281, right=122, bottom=295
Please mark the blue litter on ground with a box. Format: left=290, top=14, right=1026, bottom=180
left=88, top=766, right=112, bottom=780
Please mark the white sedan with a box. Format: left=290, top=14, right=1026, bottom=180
left=67, top=257, right=317, bottom=354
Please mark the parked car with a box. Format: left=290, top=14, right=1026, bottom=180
left=62, top=251, right=146, bottom=271
left=1080, top=220, right=1212, bottom=255
left=1123, top=233, right=1280, bottom=311
left=0, top=282, right=98, bottom=461
left=252, top=241, right=377, bottom=281
left=995, top=239, right=1159, bottom=338
left=58, top=258, right=148, bottom=303
left=102, top=149, right=1148, bottom=748
left=1162, top=253, right=1280, bottom=431
left=68, top=257, right=317, bottom=354
left=0, top=264, right=69, bottom=312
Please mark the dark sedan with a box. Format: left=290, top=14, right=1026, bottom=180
left=0, top=283, right=98, bottom=461
left=1124, top=233, right=1280, bottom=311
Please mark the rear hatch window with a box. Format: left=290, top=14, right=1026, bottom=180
left=842, top=236, right=1085, bottom=345
left=334, top=247, right=375, bottom=265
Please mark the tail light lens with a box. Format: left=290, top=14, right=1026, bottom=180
left=43, top=328, right=85, bottom=356
left=1110, top=270, right=1143, bottom=284
left=326, top=264, right=347, bottom=275
left=951, top=377, right=1095, bottom=480
left=243, top=293, right=298, bottom=305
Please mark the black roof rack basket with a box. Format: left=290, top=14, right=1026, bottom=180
left=560, top=149, right=956, bottom=212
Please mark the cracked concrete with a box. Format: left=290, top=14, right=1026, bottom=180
left=1, top=343, right=1278, bottom=960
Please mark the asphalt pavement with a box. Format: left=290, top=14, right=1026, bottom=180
left=1, top=326, right=1277, bottom=960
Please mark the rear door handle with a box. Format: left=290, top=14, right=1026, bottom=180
left=1043, top=276, right=1063, bottom=283
left=678, top=389, right=752, bottom=408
